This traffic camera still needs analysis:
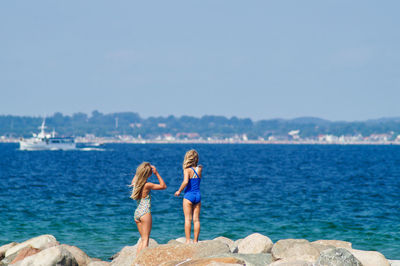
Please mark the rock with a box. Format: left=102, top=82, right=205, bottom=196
left=269, top=259, right=314, bottom=266
left=1, top=252, right=18, bottom=265
left=312, top=240, right=353, bottom=249
left=347, top=248, right=389, bottom=266
left=5, top=235, right=59, bottom=258
left=175, top=237, right=194, bottom=244
left=271, top=239, right=320, bottom=262
left=230, top=253, right=273, bottom=266
left=176, top=237, right=187, bottom=243
left=213, top=237, right=234, bottom=248
left=10, top=246, right=41, bottom=264
left=316, top=247, right=362, bottom=266
left=108, top=251, right=119, bottom=261
left=61, top=244, right=91, bottom=266
left=11, top=245, right=78, bottom=266
left=206, top=263, right=242, bottom=266
left=311, top=243, right=336, bottom=253
left=161, top=257, right=245, bottom=266
left=213, top=237, right=237, bottom=254
left=205, top=264, right=241, bottom=266
left=110, top=246, right=136, bottom=266
left=167, top=239, right=184, bottom=246
left=110, top=238, right=158, bottom=266
left=237, top=233, right=273, bottom=254
left=87, top=261, right=111, bottom=266
left=209, top=253, right=273, bottom=266
left=230, top=239, right=243, bottom=253
left=0, top=243, right=18, bottom=260
left=134, top=240, right=230, bottom=265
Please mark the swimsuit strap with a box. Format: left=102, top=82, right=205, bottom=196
left=191, top=167, right=200, bottom=179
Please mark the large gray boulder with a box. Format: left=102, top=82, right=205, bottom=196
left=237, top=233, right=273, bottom=254
left=213, top=237, right=235, bottom=251
left=5, top=235, right=59, bottom=258
left=110, top=238, right=158, bottom=266
left=11, top=245, right=78, bottom=266
left=271, top=239, right=320, bottom=262
left=316, top=247, right=362, bottom=266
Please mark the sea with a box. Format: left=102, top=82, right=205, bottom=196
left=0, top=143, right=399, bottom=260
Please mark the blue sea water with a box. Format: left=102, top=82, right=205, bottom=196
left=0, top=143, right=399, bottom=260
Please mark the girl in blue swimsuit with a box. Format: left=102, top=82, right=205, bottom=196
left=129, top=162, right=167, bottom=253
left=174, top=150, right=203, bottom=243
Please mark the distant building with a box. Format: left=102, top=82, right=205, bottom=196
left=163, top=134, right=174, bottom=141
left=318, top=134, right=338, bottom=143
left=118, top=135, right=135, bottom=141
left=367, top=134, right=391, bottom=142
left=288, top=130, right=300, bottom=140
left=176, top=132, right=200, bottom=139
left=130, top=123, right=142, bottom=128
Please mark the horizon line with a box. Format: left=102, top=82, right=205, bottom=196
left=1, top=111, right=400, bottom=123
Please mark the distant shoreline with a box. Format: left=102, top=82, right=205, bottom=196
left=1, top=138, right=400, bottom=145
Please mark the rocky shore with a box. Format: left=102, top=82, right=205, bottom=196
left=0, top=234, right=398, bottom=266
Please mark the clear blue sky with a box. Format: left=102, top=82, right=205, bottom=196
left=1, top=1, right=399, bottom=121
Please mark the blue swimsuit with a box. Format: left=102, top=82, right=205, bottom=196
left=184, top=167, right=201, bottom=204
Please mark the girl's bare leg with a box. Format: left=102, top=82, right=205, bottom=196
left=135, top=219, right=143, bottom=252
left=183, top=199, right=193, bottom=243
left=135, top=213, right=152, bottom=254
left=192, top=202, right=201, bottom=243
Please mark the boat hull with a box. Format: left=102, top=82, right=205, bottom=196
left=19, top=140, right=76, bottom=151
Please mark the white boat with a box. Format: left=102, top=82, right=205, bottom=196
left=19, top=120, right=76, bottom=151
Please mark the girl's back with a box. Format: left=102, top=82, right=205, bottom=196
left=184, top=166, right=202, bottom=193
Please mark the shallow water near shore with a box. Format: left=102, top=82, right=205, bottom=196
left=0, top=143, right=399, bottom=260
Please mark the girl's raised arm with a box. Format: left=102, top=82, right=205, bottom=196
left=196, top=165, right=203, bottom=178
left=144, top=165, right=167, bottom=190
left=174, top=169, right=190, bottom=196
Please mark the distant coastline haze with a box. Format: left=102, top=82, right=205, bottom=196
left=1, top=1, right=399, bottom=121
left=2, top=112, right=400, bottom=145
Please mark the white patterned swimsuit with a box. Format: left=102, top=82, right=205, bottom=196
left=134, top=193, right=151, bottom=221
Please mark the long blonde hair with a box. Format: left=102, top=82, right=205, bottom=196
left=130, top=162, right=152, bottom=200
left=183, top=149, right=199, bottom=169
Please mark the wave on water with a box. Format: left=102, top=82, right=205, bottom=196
left=79, top=147, right=106, bottom=151
left=15, top=147, right=107, bottom=151
left=1, top=143, right=400, bottom=260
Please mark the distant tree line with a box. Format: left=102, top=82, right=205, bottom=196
left=1, top=111, right=400, bottom=139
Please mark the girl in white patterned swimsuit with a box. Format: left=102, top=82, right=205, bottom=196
left=129, top=162, right=167, bottom=254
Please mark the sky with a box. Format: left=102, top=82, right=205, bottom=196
left=0, top=0, right=399, bottom=121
